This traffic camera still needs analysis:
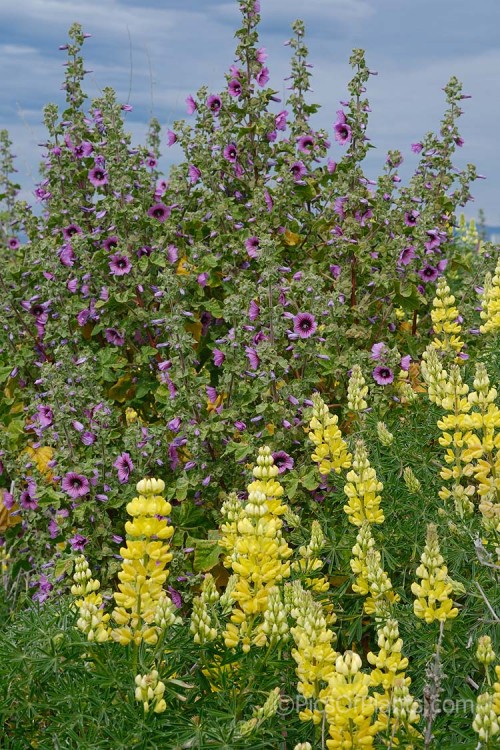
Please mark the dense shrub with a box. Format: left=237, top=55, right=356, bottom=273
left=0, top=1, right=499, bottom=748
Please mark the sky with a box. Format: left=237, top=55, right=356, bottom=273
left=1, top=0, right=499, bottom=224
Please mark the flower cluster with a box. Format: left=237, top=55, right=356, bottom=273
left=134, top=670, right=166, bottom=714
left=220, top=447, right=292, bottom=652
left=479, top=257, right=500, bottom=333
left=430, top=275, right=464, bottom=356
left=322, top=651, right=382, bottom=749
left=350, top=522, right=399, bottom=616
left=190, top=573, right=219, bottom=644
left=308, top=393, right=352, bottom=476
left=112, top=478, right=175, bottom=646
left=411, top=523, right=459, bottom=623
left=347, top=365, right=368, bottom=413
left=71, top=555, right=110, bottom=642
left=367, top=618, right=418, bottom=732
left=288, top=581, right=337, bottom=724
left=343, top=441, right=384, bottom=527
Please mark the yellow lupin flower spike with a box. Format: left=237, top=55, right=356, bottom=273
left=221, top=447, right=292, bottom=652
left=411, top=523, right=458, bottom=624
left=322, top=650, right=383, bottom=749
left=71, top=555, right=110, bottom=643
left=308, top=393, right=352, bottom=476
left=347, top=364, right=369, bottom=413
left=343, top=440, right=384, bottom=527
left=479, top=257, right=500, bottom=333
left=430, top=275, right=464, bottom=356
left=112, top=477, right=175, bottom=646
left=288, top=581, right=337, bottom=724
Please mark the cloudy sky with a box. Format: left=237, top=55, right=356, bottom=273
left=1, top=0, right=499, bottom=224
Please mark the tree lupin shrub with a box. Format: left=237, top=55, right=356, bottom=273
left=0, top=0, right=486, bottom=595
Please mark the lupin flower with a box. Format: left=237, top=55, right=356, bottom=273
left=112, top=477, right=175, bottom=646
left=479, top=257, right=500, bottom=333
left=411, top=523, right=459, bottom=623
left=403, top=466, right=421, bottom=494
left=347, top=364, right=369, bottom=412
left=343, top=441, right=384, bottom=527
left=288, top=581, right=337, bottom=724
left=391, top=679, right=421, bottom=729
left=472, top=690, right=499, bottom=744
left=134, top=670, right=166, bottom=714
left=476, top=635, right=496, bottom=669
left=430, top=276, right=464, bottom=355
left=376, top=421, right=394, bottom=447
left=350, top=522, right=399, bottom=616
left=190, top=573, right=219, bottom=644
left=294, top=520, right=331, bottom=596
left=460, top=363, right=500, bottom=505
left=71, top=555, right=110, bottom=642
left=221, top=447, right=292, bottom=653
left=367, top=618, right=410, bottom=694
left=308, top=393, right=352, bottom=476
left=261, top=585, right=289, bottom=645
left=421, top=345, right=448, bottom=406
left=435, top=364, right=474, bottom=515
left=322, top=650, right=382, bottom=748
left=236, top=687, right=281, bottom=738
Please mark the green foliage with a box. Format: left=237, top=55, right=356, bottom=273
left=0, top=1, right=499, bottom=747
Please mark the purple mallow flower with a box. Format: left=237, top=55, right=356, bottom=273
left=249, top=300, right=260, bottom=321
left=400, top=355, right=412, bottom=371
left=245, top=347, right=260, bottom=370
left=245, top=236, right=260, bottom=258
left=372, top=366, right=394, bottom=385
left=61, top=472, right=90, bottom=498
left=371, top=342, right=387, bottom=360
left=293, top=312, right=317, bottom=339
left=290, top=161, right=306, bottom=181
left=104, top=328, right=125, bottom=346
left=207, top=94, right=222, bottom=114
left=333, top=110, right=352, bottom=144
left=223, top=143, right=238, bottom=163
left=8, top=237, right=20, bottom=250
left=20, top=488, right=39, bottom=510
left=297, top=135, right=314, bottom=154
left=62, top=223, right=82, bottom=240
left=256, top=67, right=269, bottom=87
left=275, top=110, right=288, bottom=131
left=73, top=141, right=93, bottom=159
left=186, top=95, right=197, bottom=114
left=147, top=202, right=171, bottom=222
left=213, top=349, right=225, bottom=367
left=418, top=265, right=439, bottom=283
left=102, top=235, right=119, bottom=252
left=69, top=534, right=89, bottom=552
left=228, top=79, right=242, bottom=97
left=404, top=209, right=420, bottom=227
left=88, top=165, right=108, bottom=187
left=272, top=451, right=294, bottom=474
left=398, top=245, right=416, bottom=266
left=113, top=452, right=133, bottom=484
left=188, top=165, right=201, bottom=184
left=109, top=254, right=132, bottom=276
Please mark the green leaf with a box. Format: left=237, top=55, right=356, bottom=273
left=393, top=280, right=423, bottom=312
left=187, top=538, right=222, bottom=572
left=53, top=557, right=74, bottom=580
left=286, top=473, right=299, bottom=500
left=234, top=443, right=251, bottom=462
left=301, top=471, right=319, bottom=491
